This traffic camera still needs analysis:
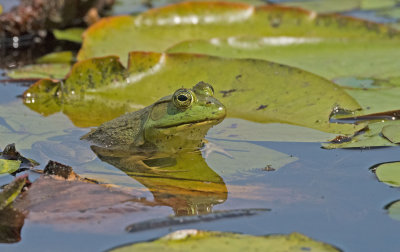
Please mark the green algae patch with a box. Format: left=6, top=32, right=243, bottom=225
left=78, top=2, right=399, bottom=64
left=110, top=229, right=340, bottom=252
left=24, top=52, right=362, bottom=135
left=374, top=162, right=400, bottom=187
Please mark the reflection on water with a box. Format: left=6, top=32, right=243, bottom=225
left=91, top=146, right=227, bottom=216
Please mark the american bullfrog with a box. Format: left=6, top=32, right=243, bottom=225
left=81, top=82, right=226, bottom=153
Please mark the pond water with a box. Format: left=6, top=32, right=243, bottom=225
left=1, top=79, right=400, bottom=252
left=2, top=1, right=400, bottom=251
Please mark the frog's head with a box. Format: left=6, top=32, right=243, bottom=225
left=144, top=82, right=226, bottom=152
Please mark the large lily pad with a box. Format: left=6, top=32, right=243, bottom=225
left=110, top=229, right=340, bottom=252
left=78, top=2, right=398, bottom=64
left=24, top=52, right=362, bottom=135
left=169, top=37, right=400, bottom=85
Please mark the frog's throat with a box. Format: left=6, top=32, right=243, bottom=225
left=153, top=119, right=223, bottom=129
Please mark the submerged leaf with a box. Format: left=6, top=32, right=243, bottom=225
left=110, top=230, right=340, bottom=252
left=374, top=162, right=400, bottom=187
left=24, top=52, right=363, bottom=135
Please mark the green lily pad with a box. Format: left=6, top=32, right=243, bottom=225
left=53, top=28, right=84, bottom=43
left=346, top=87, right=400, bottom=115
left=281, top=0, right=361, bottom=13
left=0, top=160, right=20, bottom=175
left=6, top=63, right=70, bottom=80
left=36, top=51, right=75, bottom=64
left=374, top=162, right=400, bottom=187
left=169, top=36, right=400, bottom=85
left=78, top=2, right=398, bottom=64
left=282, top=0, right=400, bottom=13
left=24, top=52, right=363, bottom=135
left=109, top=229, right=340, bottom=252
left=386, top=200, right=400, bottom=221
left=382, top=124, right=400, bottom=143
left=322, top=120, right=400, bottom=149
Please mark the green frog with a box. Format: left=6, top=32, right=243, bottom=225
left=81, top=82, right=226, bottom=153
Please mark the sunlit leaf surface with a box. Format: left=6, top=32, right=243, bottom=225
left=6, top=64, right=70, bottom=80
left=24, top=52, right=362, bottom=135
left=78, top=2, right=398, bottom=65
left=0, top=160, right=20, bottom=175
left=53, top=28, right=84, bottom=43
left=374, top=162, right=400, bottom=187
left=110, top=229, right=340, bottom=252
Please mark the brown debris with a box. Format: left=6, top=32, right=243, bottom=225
left=0, top=0, right=115, bottom=41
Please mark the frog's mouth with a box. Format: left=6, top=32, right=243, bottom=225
left=154, top=118, right=223, bottom=129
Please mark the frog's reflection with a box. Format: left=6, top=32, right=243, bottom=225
left=91, top=145, right=227, bottom=216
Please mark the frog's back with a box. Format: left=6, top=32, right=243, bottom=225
left=82, top=107, right=151, bottom=148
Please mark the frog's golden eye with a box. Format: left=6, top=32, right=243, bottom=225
left=173, top=89, right=193, bottom=109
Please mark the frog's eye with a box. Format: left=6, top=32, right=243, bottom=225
left=193, top=81, right=214, bottom=96
left=173, top=89, right=193, bottom=109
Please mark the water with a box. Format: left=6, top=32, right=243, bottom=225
left=0, top=83, right=400, bottom=251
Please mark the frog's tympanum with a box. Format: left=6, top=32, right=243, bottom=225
left=82, top=82, right=226, bottom=153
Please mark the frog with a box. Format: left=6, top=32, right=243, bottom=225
left=81, top=82, right=226, bottom=153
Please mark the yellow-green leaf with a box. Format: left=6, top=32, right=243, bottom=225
left=0, top=160, right=20, bottom=175
left=24, top=52, right=363, bottom=135
left=78, top=2, right=398, bottom=64
left=110, top=230, right=340, bottom=252
left=374, top=162, right=400, bottom=187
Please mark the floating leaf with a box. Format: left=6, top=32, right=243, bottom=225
left=373, top=162, right=400, bottom=187
left=110, top=230, right=340, bottom=252
left=24, top=52, right=363, bottom=135
left=382, top=124, right=400, bottom=143
left=386, top=200, right=400, bottom=221
left=0, top=160, right=20, bottom=175
left=322, top=120, right=400, bottom=149
left=6, top=63, right=70, bottom=80
left=53, top=28, right=84, bottom=43
left=78, top=2, right=398, bottom=64
left=346, top=87, right=400, bottom=115
left=169, top=37, right=400, bottom=85
left=36, top=51, right=75, bottom=64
